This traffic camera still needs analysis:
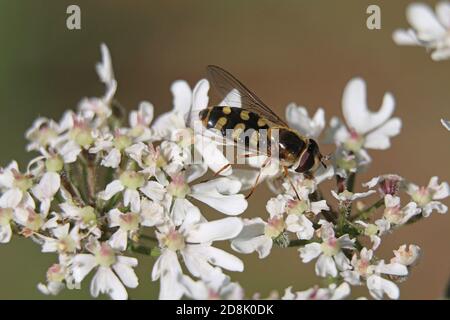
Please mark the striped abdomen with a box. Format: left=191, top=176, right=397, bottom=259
left=199, top=106, right=271, bottom=149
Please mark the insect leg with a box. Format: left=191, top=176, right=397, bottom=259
left=245, top=157, right=271, bottom=199
left=283, top=166, right=301, bottom=200
left=213, top=163, right=232, bottom=177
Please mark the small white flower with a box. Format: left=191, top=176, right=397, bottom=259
left=60, top=203, right=100, bottom=236
left=0, top=161, right=35, bottom=210
left=285, top=103, right=325, bottom=138
left=393, top=2, right=450, bottom=61
left=31, top=172, right=60, bottom=214
left=41, top=223, right=81, bottom=254
left=282, top=282, right=350, bottom=300
left=354, top=220, right=382, bottom=251
left=327, top=78, right=401, bottom=153
left=72, top=241, right=138, bottom=300
left=341, top=248, right=408, bottom=300
left=128, top=101, right=155, bottom=141
left=37, top=263, right=69, bottom=296
left=407, top=176, right=449, bottom=217
left=25, top=117, right=63, bottom=152
left=99, top=170, right=165, bottom=213
left=363, top=174, right=404, bottom=196
left=391, top=244, right=421, bottom=267
left=376, top=195, right=421, bottom=233
left=299, top=220, right=354, bottom=277
left=152, top=207, right=243, bottom=299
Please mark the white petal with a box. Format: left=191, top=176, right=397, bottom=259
left=437, top=1, right=450, bottom=28
left=202, top=246, right=244, bottom=272
left=192, top=79, right=210, bottom=116
left=407, top=3, right=446, bottom=41
left=123, top=189, right=140, bottom=213
left=186, top=217, right=243, bottom=243
left=231, top=219, right=273, bottom=258
left=171, top=80, right=192, bottom=116
left=72, top=254, right=97, bottom=282
left=152, top=251, right=185, bottom=300
left=286, top=104, right=325, bottom=138
left=194, top=140, right=232, bottom=176
left=140, top=181, right=165, bottom=202
left=376, top=262, right=408, bottom=276
left=299, top=243, right=322, bottom=263
left=441, top=119, right=450, bottom=131
left=392, top=29, right=420, bottom=45
left=367, top=274, right=400, bottom=300
left=113, top=258, right=139, bottom=288
left=364, top=118, right=401, bottom=150
left=342, top=77, right=396, bottom=134
left=101, top=148, right=121, bottom=168
left=90, top=267, right=128, bottom=300
left=191, top=179, right=247, bottom=215
left=108, top=229, right=128, bottom=251
left=0, top=189, right=22, bottom=208
left=0, top=224, right=12, bottom=243
left=99, top=180, right=124, bottom=200
left=315, top=255, right=337, bottom=277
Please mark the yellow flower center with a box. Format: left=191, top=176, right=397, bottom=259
left=119, top=171, right=145, bottom=190
left=95, top=243, right=117, bottom=267
left=264, top=217, right=286, bottom=238
left=45, top=155, right=64, bottom=172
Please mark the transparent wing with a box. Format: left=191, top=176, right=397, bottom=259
left=207, top=65, right=288, bottom=127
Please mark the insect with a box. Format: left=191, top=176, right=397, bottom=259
left=198, top=65, right=326, bottom=198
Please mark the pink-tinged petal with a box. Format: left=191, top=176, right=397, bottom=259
left=100, top=180, right=124, bottom=200
left=428, top=177, right=450, bottom=200
left=392, top=29, right=420, bottom=45
left=73, top=254, right=97, bottom=282
left=364, top=118, right=401, bottom=150
left=113, top=259, right=139, bottom=288
left=367, top=274, right=400, bottom=300
left=186, top=217, right=243, bottom=243
left=90, top=267, right=128, bottom=300
left=299, top=243, right=322, bottom=263
left=342, top=78, right=396, bottom=134
left=407, top=3, right=446, bottom=40
left=171, top=80, right=192, bottom=116
left=315, top=255, right=337, bottom=277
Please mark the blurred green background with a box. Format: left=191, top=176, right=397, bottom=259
left=0, top=0, right=449, bottom=299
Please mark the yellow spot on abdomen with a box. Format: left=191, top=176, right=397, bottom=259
left=222, top=106, right=231, bottom=115
left=232, top=123, right=246, bottom=140
left=240, top=110, right=250, bottom=121
left=257, top=118, right=267, bottom=127
left=215, top=117, right=228, bottom=130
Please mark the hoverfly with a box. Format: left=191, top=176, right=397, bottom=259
left=198, top=65, right=326, bottom=198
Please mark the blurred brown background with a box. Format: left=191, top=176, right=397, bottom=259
left=0, top=0, right=448, bottom=299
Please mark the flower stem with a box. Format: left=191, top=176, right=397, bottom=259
left=346, top=172, right=356, bottom=192
left=60, top=170, right=85, bottom=206
left=350, top=198, right=384, bottom=221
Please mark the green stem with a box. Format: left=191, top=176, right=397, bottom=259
left=350, top=198, right=384, bottom=221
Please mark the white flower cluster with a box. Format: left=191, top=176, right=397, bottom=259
left=393, top=1, right=450, bottom=61
left=0, top=44, right=448, bottom=300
